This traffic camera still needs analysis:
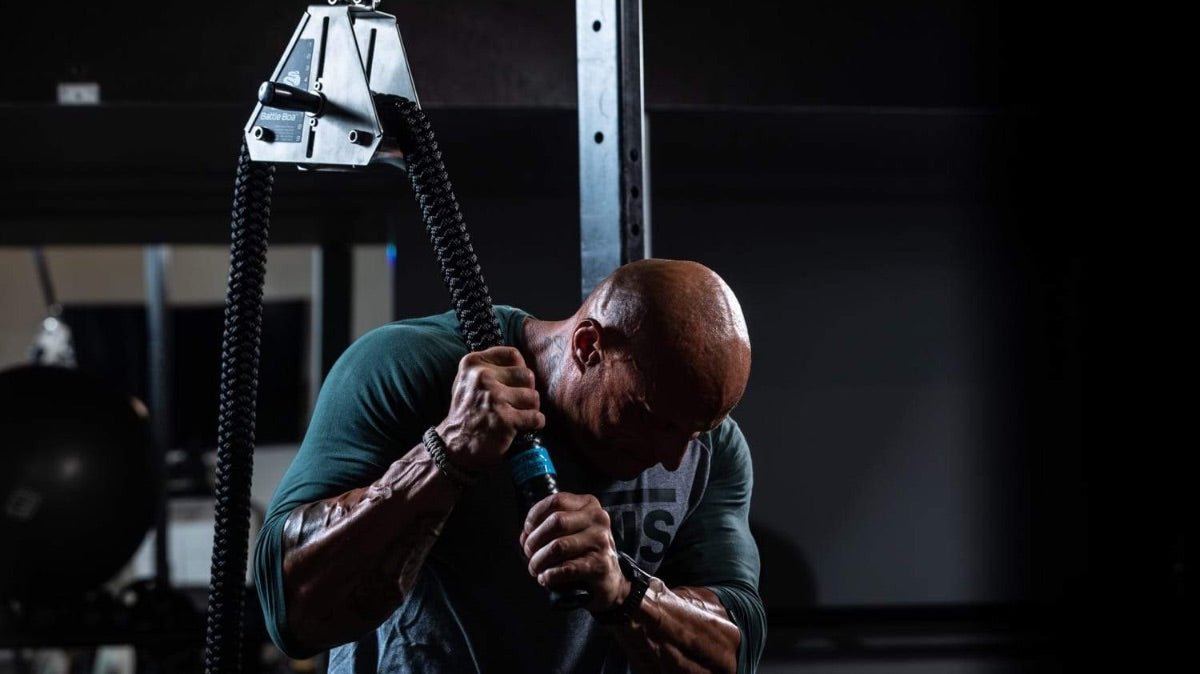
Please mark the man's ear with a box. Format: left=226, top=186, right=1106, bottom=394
left=571, top=319, right=603, bottom=369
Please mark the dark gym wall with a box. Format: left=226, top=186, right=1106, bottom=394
left=7, top=1, right=1036, bottom=108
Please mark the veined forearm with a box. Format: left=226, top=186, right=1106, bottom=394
left=606, top=581, right=740, bottom=674
left=280, top=442, right=460, bottom=651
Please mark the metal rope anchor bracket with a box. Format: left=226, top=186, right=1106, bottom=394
left=245, top=0, right=418, bottom=170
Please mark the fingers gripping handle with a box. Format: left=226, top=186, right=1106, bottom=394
left=509, top=439, right=594, bottom=610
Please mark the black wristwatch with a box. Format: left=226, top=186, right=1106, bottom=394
left=594, top=552, right=650, bottom=625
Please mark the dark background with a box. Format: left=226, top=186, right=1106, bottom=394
left=0, top=1, right=1185, bottom=671
left=4, top=1, right=1048, bottom=108
left=60, top=302, right=310, bottom=449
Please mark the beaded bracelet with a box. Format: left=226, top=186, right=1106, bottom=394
left=422, top=426, right=480, bottom=488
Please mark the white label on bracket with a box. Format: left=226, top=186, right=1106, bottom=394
left=57, top=82, right=101, bottom=105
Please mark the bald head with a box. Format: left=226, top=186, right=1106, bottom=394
left=581, top=259, right=751, bottom=431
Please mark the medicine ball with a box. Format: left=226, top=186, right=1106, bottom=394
left=0, top=365, right=155, bottom=599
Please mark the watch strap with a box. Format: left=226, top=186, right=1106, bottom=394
left=595, top=552, right=649, bottom=625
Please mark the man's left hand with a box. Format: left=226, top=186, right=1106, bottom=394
left=521, top=492, right=630, bottom=613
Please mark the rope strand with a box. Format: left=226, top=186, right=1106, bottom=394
left=204, top=140, right=274, bottom=674
left=379, top=96, right=503, bottom=351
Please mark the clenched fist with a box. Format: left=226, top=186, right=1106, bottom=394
left=520, top=492, right=630, bottom=613
left=436, top=346, right=545, bottom=471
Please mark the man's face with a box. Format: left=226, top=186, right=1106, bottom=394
left=570, top=354, right=704, bottom=480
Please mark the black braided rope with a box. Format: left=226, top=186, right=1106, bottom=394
left=378, top=95, right=503, bottom=352
left=204, top=140, right=275, bottom=674
left=380, top=97, right=588, bottom=610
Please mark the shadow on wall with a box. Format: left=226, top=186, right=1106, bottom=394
left=752, top=520, right=817, bottom=610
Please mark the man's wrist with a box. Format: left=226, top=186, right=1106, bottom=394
left=611, top=576, right=633, bottom=610
left=594, top=552, right=651, bottom=625
left=422, top=426, right=479, bottom=488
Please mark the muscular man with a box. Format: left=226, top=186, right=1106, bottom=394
left=254, top=259, right=765, bottom=673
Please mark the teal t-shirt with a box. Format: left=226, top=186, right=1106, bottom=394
left=254, top=306, right=765, bottom=673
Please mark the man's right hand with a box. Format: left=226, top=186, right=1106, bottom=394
left=436, top=346, right=545, bottom=471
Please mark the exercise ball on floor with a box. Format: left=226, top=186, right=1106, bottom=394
left=0, top=364, right=156, bottom=600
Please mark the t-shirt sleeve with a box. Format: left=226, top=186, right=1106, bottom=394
left=253, top=322, right=460, bottom=657
left=657, top=417, right=766, bottom=674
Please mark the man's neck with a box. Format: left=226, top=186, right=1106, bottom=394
left=522, top=316, right=622, bottom=483
left=521, top=316, right=570, bottom=402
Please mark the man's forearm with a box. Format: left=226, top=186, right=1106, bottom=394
left=605, top=581, right=740, bottom=674
left=279, top=441, right=460, bottom=652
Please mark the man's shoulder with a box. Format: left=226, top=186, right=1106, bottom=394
left=337, top=311, right=464, bottom=376
left=361, top=308, right=465, bottom=347
left=703, top=416, right=750, bottom=465
left=695, top=415, right=753, bottom=497
left=344, top=305, right=528, bottom=367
